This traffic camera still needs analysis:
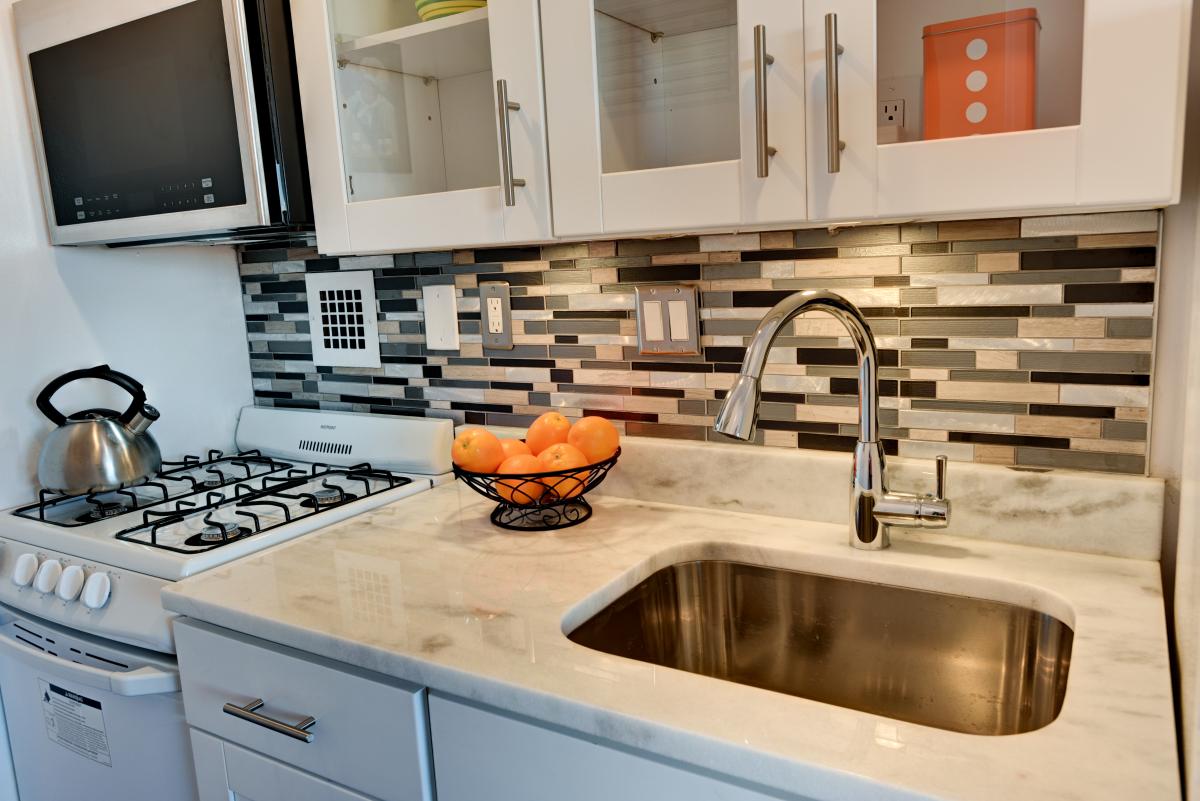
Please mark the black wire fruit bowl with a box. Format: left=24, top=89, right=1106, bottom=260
left=453, top=448, right=621, bottom=531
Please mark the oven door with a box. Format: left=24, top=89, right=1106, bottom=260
left=0, top=606, right=197, bottom=801
left=14, top=0, right=269, bottom=246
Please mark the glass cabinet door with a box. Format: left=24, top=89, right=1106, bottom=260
left=807, top=0, right=1092, bottom=221
left=292, top=0, right=551, bottom=254
left=329, top=1, right=500, bottom=203
left=544, top=0, right=807, bottom=236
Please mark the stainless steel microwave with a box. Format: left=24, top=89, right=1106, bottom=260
left=14, top=0, right=312, bottom=246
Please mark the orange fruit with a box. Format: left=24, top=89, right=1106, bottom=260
left=451, top=428, right=504, bottom=473
left=525, top=411, right=571, bottom=455
left=498, top=439, right=532, bottom=461
left=495, top=454, right=545, bottom=505
left=567, top=416, right=620, bottom=464
left=537, top=443, right=590, bottom=499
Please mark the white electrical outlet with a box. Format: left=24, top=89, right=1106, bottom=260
left=879, top=99, right=905, bottom=127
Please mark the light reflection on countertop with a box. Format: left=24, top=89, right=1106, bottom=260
left=163, top=480, right=1178, bottom=801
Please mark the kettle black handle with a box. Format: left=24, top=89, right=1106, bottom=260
left=35, top=365, right=148, bottom=427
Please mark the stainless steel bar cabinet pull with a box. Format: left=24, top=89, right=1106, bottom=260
left=754, top=24, right=776, bottom=178
left=496, top=78, right=527, bottom=207
left=824, top=13, right=846, bottom=174
left=223, top=697, right=317, bottom=743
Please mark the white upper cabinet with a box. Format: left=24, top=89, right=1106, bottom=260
left=805, top=0, right=1192, bottom=222
left=288, top=0, right=1191, bottom=252
left=542, top=0, right=809, bottom=238
left=290, top=0, right=553, bottom=255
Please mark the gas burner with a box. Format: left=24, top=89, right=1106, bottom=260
left=300, top=487, right=358, bottom=509
left=185, top=520, right=251, bottom=547
left=75, top=501, right=129, bottom=523
left=201, top=476, right=224, bottom=489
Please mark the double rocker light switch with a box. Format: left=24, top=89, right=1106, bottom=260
left=636, top=285, right=700, bottom=355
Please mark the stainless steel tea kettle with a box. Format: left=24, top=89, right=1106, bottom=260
left=35, top=365, right=162, bottom=495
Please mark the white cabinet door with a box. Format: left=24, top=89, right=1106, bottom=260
left=542, top=0, right=808, bottom=238
left=176, top=620, right=433, bottom=801
left=809, top=0, right=1190, bottom=222
left=291, top=0, right=552, bottom=255
left=191, top=729, right=377, bottom=801
left=429, top=694, right=809, bottom=801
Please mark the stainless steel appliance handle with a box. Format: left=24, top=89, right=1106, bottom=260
left=753, top=25, right=776, bottom=178
left=496, top=79, right=527, bottom=207
left=824, top=13, right=846, bottom=174
left=223, top=698, right=316, bottom=743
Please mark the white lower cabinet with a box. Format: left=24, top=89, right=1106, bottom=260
left=176, top=620, right=823, bottom=801
left=176, top=620, right=434, bottom=801
left=428, top=693, right=803, bottom=801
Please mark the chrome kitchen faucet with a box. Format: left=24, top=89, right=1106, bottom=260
left=714, top=290, right=950, bottom=550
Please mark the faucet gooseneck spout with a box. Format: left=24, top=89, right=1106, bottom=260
left=714, top=290, right=950, bottom=550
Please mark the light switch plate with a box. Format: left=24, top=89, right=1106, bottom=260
left=479, top=281, right=513, bottom=350
left=422, top=284, right=460, bottom=351
left=636, top=285, right=700, bottom=355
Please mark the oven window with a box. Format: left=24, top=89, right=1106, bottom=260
left=28, top=0, right=247, bottom=227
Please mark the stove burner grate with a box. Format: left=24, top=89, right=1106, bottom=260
left=113, top=463, right=412, bottom=554
left=12, top=450, right=293, bottom=528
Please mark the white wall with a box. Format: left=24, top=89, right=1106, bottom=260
left=0, top=1, right=254, bottom=508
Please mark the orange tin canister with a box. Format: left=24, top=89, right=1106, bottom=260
left=922, top=8, right=1040, bottom=140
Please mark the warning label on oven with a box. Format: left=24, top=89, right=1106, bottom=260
left=39, top=680, right=111, bottom=767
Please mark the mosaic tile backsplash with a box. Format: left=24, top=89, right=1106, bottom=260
left=240, top=211, right=1160, bottom=475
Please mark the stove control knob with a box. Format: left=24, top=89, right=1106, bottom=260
left=11, top=554, right=38, bottom=587
left=81, top=572, right=112, bottom=610
left=56, top=565, right=86, bottom=602
left=33, top=560, right=63, bottom=595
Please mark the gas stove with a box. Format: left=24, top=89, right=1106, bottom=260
left=0, top=407, right=454, bottom=652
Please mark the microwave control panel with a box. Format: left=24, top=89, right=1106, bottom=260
left=64, top=176, right=239, bottom=225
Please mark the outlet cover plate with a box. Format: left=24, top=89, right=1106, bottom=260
left=304, top=270, right=381, bottom=368
left=636, top=285, right=700, bottom=356
left=480, top=281, right=513, bottom=350
left=422, top=284, right=460, bottom=351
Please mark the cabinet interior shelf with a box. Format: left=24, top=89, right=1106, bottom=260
left=337, top=7, right=491, bottom=81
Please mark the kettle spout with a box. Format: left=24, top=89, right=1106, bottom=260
left=126, top=404, right=161, bottom=435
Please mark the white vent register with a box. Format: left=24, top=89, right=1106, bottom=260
left=304, top=271, right=381, bottom=368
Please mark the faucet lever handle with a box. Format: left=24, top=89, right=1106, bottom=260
left=934, top=455, right=949, bottom=501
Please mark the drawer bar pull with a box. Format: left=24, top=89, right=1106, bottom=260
left=223, top=698, right=316, bottom=743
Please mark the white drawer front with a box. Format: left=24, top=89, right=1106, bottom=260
left=176, top=620, right=432, bottom=801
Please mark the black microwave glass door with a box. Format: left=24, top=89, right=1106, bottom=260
left=29, top=0, right=247, bottom=227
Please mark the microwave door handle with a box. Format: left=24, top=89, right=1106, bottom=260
left=0, top=629, right=179, bottom=697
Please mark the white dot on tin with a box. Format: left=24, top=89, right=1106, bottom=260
left=966, top=38, right=988, bottom=60
left=965, top=70, right=988, bottom=92
left=965, top=102, right=988, bottom=124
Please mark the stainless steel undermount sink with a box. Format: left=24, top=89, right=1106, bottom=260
left=568, top=561, right=1074, bottom=736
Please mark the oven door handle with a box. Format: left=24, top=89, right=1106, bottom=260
left=0, top=632, right=179, bottom=697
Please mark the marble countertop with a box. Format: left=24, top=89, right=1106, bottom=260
left=162, top=454, right=1178, bottom=801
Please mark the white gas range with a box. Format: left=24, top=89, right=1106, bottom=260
left=0, top=407, right=453, bottom=801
